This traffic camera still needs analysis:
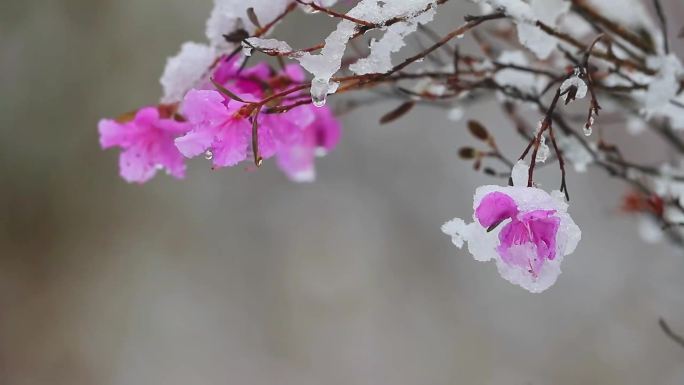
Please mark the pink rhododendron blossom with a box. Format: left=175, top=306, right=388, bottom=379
left=273, top=106, right=341, bottom=182
left=98, top=107, right=190, bottom=183
left=442, top=163, right=581, bottom=293
left=175, top=56, right=342, bottom=181
left=176, top=89, right=254, bottom=168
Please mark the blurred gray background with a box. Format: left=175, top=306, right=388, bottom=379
left=2, top=1, right=684, bottom=384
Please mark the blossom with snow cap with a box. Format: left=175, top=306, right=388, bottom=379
left=442, top=162, right=581, bottom=293
left=98, top=107, right=190, bottom=184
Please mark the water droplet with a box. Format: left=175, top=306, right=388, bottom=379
left=312, top=95, right=327, bottom=107
left=536, top=136, right=549, bottom=163
left=311, top=78, right=330, bottom=108
left=584, top=115, right=595, bottom=136
left=205, top=150, right=214, bottom=160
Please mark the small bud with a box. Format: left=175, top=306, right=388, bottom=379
left=467, top=120, right=490, bottom=141
left=458, top=147, right=477, bottom=159
left=380, top=101, right=415, bottom=124
left=473, top=158, right=482, bottom=171
left=247, top=8, right=261, bottom=28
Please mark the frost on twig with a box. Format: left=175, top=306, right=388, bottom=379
left=293, top=0, right=440, bottom=106
left=473, top=0, right=569, bottom=59
left=243, top=37, right=294, bottom=56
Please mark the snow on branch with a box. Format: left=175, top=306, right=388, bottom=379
left=99, top=0, right=684, bottom=292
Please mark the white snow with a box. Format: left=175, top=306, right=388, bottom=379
left=161, top=0, right=297, bottom=102
left=536, top=134, right=549, bottom=163
left=474, top=0, right=570, bottom=59
left=644, top=54, right=683, bottom=110
left=494, top=50, right=540, bottom=96
left=294, top=0, right=439, bottom=105
left=638, top=216, right=664, bottom=243
left=160, top=42, right=216, bottom=103
left=244, top=37, right=293, bottom=54
left=560, top=73, right=588, bottom=103
left=511, top=159, right=529, bottom=187
left=206, top=0, right=292, bottom=49
left=448, top=107, right=465, bottom=122
left=558, top=135, right=594, bottom=173
left=349, top=7, right=436, bottom=75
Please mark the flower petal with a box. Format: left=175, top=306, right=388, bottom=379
left=211, top=119, right=251, bottom=167
left=119, top=145, right=157, bottom=184
left=475, top=191, right=518, bottom=228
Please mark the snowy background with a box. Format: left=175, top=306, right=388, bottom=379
left=1, top=1, right=684, bottom=384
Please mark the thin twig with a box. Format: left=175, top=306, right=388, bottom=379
left=659, top=318, right=684, bottom=349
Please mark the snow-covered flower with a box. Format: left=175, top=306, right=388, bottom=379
left=98, top=107, right=190, bottom=183
left=442, top=162, right=581, bottom=293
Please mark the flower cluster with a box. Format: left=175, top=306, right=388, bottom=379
left=97, top=0, right=684, bottom=293
left=98, top=57, right=341, bottom=184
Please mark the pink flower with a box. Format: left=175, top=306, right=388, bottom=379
left=175, top=89, right=254, bottom=168
left=98, top=107, right=190, bottom=183
left=257, top=64, right=341, bottom=181
left=478, top=192, right=560, bottom=277
left=273, top=106, right=341, bottom=182
left=442, top=164, right=581, bottom=293
left=212, top=56, right=272, bottom=95
left=176, top=58, right=342, bottom=181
